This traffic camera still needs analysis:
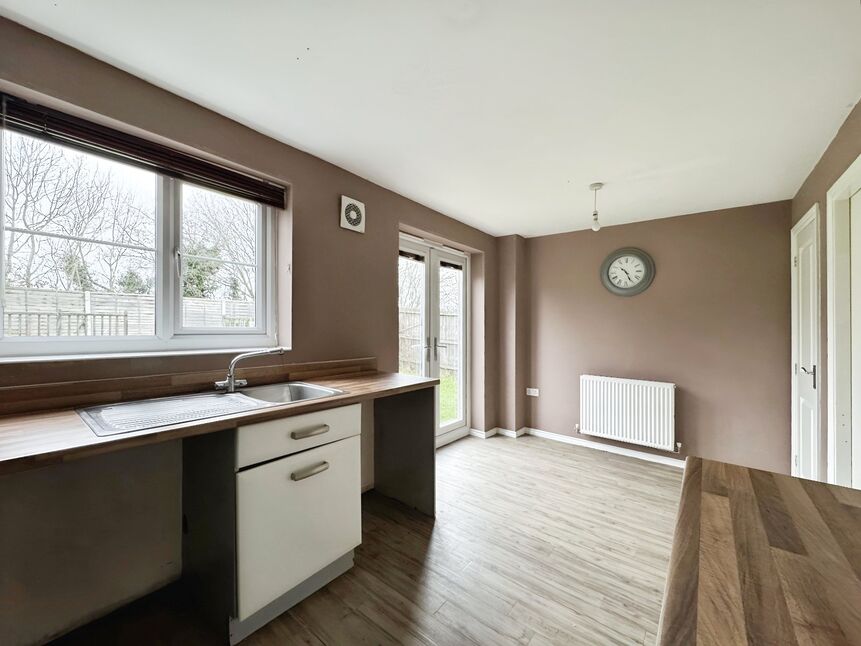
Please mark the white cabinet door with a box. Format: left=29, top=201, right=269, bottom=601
left=235, top=435, right=361, bottom=620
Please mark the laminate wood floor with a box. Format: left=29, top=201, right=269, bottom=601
left=54, top=436, right=683, bottom=646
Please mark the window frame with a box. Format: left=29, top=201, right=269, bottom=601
left=0, top=132, right=279, bottom=359
left=171, top=180, right=274, bottom=339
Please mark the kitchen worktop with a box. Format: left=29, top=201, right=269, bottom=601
left=0, top=370, right=438, bottom=476
left=658, top=456, right=861, bottom=645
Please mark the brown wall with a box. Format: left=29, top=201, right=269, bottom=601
left=497, top=235, right=530, bottom=432
left=791, top=100, right=861, bottom=474
left=0, top=16, right=499, bottom=430
left=526, top=202, right=792, bottom=473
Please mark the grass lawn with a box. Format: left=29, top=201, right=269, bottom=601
left=439, top=372, right=458, bottom=424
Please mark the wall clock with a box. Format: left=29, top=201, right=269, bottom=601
left=600, top=247, right=655, bottom=296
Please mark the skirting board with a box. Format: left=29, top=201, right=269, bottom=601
left=497, top=427, right=526, bottom=438
left=525, top=428, right=685, bottom=468
left=469, top=428, right=498, bottom=439
left=469, top=428, right=527, bottom=440
left=468, top=426, right=685, bottom=468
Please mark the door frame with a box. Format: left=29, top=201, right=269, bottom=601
left=826, top=152, right=861, bottom=486
left=791, top=204, right=820, bottom=479
left=398, top=233, right=471, bottom=441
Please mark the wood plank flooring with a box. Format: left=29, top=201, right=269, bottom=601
left=54, top=435, right=683, bottom=646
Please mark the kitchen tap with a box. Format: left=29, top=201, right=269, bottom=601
left=215, top=347, right=285, bottom=393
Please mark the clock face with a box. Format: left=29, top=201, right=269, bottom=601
left=607, top=255, right=646, bottom=289
left=600, top=248, right=655, bottom=296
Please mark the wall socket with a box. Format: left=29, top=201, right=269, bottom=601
left=526, top=388, right=539, bottom=397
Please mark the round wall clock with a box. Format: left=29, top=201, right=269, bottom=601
left=600, top=247, right=655, bottom=296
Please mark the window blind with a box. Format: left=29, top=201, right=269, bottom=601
left=0, top=92, right=286, bottom=209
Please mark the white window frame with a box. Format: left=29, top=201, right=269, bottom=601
left=171, top=180, right=276, bottom=341
left=0, top=135, right=279, bottom=359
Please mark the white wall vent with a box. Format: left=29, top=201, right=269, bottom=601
left=340, top=196, right=365, bottom=233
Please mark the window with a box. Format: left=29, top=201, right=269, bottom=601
left=0, top=130, right=277, bottom=357
left=180, top=185, right=261, bottom=331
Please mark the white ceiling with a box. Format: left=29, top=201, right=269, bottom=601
left=2, top=1, right=860, bottom=237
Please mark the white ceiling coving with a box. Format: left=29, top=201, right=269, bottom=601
left=1, top=1, right=860, bottom=236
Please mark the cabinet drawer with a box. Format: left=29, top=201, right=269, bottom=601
left=235, top=435, right=361, bottom=621
left=235, top=403, right=360, bottom=469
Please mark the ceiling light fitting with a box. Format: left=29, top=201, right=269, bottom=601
left=589, top=182, right=604, bottom=232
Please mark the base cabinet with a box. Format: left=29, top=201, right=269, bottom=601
left=183, top=404, right=362, bottom=644
left=235, top=434, right=361, bottom=620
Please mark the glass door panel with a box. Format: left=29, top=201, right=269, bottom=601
left=437, top=260, right=464, bottom=430
left=398, top=251, right=426, bottom=378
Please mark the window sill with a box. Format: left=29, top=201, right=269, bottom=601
left=0, top=344, right=291, bottom=365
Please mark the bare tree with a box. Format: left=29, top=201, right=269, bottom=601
left=396, top=256, right=461, bottom=314
left=2, top=131, right=155, bottom=293
left=398, top=256, right=424, bottom=310
left=438, top=265, right=461, bottom=315
left=182, top=186, right=257, bottom=300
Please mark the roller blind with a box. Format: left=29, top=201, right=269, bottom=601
left=0, top=92, right=286, bottom=209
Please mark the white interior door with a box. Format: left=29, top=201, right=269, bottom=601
left=398, top=237, right=468, bottom=437
left=791, top=206, right=820, bottom=479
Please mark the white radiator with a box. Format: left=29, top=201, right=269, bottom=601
left=580, top=375, right=676, bottom=451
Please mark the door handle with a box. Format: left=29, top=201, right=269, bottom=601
left=290, top=461, right=329, bottom=481
left=290, top=424, right=329, bottom=440
left=433, top=337, right=448, bottom=360
left=801, top=365, right=816, bottom=389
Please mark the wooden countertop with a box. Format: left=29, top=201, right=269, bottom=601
left=0, top=371, right=438, bottom=476
left=658, top=456, right=861, bottom=645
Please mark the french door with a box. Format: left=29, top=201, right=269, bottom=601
left=398, top=236, right=468, bottom=437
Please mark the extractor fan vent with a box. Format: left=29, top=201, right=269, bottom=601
left=340, top=196, right=365, bottom=233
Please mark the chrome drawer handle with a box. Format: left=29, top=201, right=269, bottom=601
left=290, top=461, right=329, bottom=481
left=290, top=424, right=330, bottom=440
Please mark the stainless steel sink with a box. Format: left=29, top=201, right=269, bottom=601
left=79, top=382, right=341, bottom=436
left=79, top=392, right=269, bottom=436
left=240, top=381, right=342, bottom=404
